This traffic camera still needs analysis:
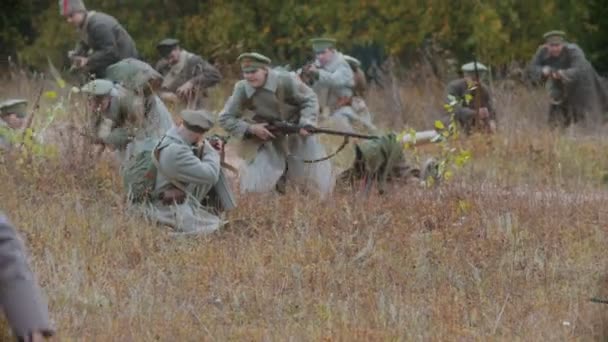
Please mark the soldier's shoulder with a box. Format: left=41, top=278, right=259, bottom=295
left=565, top=43, right=585, bottom=54
left=446, top=78, right=467, bottom=90
left=89, top=11, right=118, bottom=26
left=231, top=80, right=248, bottom=94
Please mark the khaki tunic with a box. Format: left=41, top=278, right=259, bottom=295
left=74, top=11, right=139, bottom=77
left=0, top=214, right=54, bottom=339
left=141, top=127, right=223, bottom=234
left=445, top=78, right=496, bottom=134
left=219, top=69, right=333, bottom=195
left=93, top=84, right=175, bottom=165
left=156, top=49, right=222, bottom=110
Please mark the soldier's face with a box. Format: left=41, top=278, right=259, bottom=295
left=316, top=48, right=335, bottom=66
left=167, top=48, right=181, bottom=65
left=66, top=11, right=86, bottom=27
left=547, top=43, right=564, bottom=57
left=1, top=114, right=24, bottom=129
left=243, top=68, right=268, bottom=88
left=87, top=95, right=112, bottom=113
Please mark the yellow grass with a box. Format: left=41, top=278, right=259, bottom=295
left=0, top=74, right=607, bottom=340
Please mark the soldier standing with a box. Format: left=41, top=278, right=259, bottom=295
left=59, top=0, right=138, bottom=78
left=219, top=53, right=333, bottom=195
left=302, top=38, right=375, bottom=133
left=528, top=30, right=608, bottom=127
left=0, top=214, right=54, bottom=341
left=155, top=39, right=222, bottom=111
left=141, top=110, right=233, bottom=235
left=80, top=79, right=174, bottom=164
left=444, top=62, right=497, bottom=134
left=0, top=100, right=27, bottom=150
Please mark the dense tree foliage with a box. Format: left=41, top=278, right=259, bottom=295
left=2, top=0, right=607, bottom=74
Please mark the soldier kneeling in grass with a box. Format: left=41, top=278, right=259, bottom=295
left=124, top=110, right=235, bottom=235
left=0, top=100, right=27, bottom=150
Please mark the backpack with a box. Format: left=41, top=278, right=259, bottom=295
left=344, top=56, right=368, bottom=97
left=121, top=138, right=165, bottom=203
left=105, top=58, right=163, bottom=94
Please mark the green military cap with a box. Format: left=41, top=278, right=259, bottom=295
left=343, top=55, right=361, bottom=67
left=156, top=38, right=180, bottom=57
left=310, top=38, right=337, bottom=53
left=180, top=110, right=215, bottom=132
left=237, top=52, right=271, bottom=72
left=461, top=61, right=488, bottom=73
left=59, top=0, right=86, bottom=16
left=0, top=99, right=28, bottom=118
left=80, top=79, right=115, bottom=96
left=543, top=30, right=566, bottom=44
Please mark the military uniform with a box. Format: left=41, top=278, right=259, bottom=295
left=309, top=38, right=375, bottom=133
left=80, top=79, right=174, bottom=164
left=60, top=0, right=138, bottom=78
left=155, top=39, right=221, bottom=110
left=140, top=111, right=232, bottom=234
left=445, top=62, right=496, bottom=134
left=0, top=214, right=54, bottom=340
left=0, top=99, right=27, bottom=150
left=219, top=53, right=333, bottom=195
left=528, top=31, right=608, bottom=126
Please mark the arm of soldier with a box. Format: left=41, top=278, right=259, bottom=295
left=218, top=82, right=250, bottom=138
left=102, top=127, right=131, bottom=150
left=445, top=81, right=475, bottom=121
left=527, top=46, right=548, bottom=82
left=72, top=40, right=89, bottom=57
left=316, top=61, right=355, bottom=88
left=189, top=57, right=222, bottom=89
left=560, top=45, right=588, bottom=82
left=289, top=75, right=319, bottom=127
left=161, top=142, right=221, bottom=185
left=85, top=20, right=121, bottom=73
left=0, top=217, right=54, bottom=340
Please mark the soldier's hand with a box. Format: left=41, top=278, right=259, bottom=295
left=552, top=70, right=562, bottom=80
left=542, top=66, right=552, bottom=77
left=299, top=128, right=311, bottom=137
left=160, top=91, right=179, bottom=104
left=248, top=123, right=276, bottom=141
left=176, top=81, right=194, bottom=97
left=73, top=56, right=88, bottom=68
left=209, top=138, right=224, bottom=151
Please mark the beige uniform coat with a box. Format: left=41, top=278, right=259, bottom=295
left=219, top=68, right=333, bottom=195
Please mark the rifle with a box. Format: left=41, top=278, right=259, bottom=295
left=17, top=86, right=44, bottom=149
left=471, top=57, right=494, bottom=133
left=265, top=120, right=378, bottom=140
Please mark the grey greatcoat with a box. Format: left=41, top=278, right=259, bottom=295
left=73, top=11, right=138, bottom=77
left=141, top=127, right=224, bottom=234
left=313, top=52, right=375, bottom=132
left=0, top=214, right=54, bottom=339
left=219, top=68, right=333, bottom=195
left=156, top=49, right=221, bottom=110
left=92, top=84, right=175, bottom=165
left=528, top=43, right=608, bottom=126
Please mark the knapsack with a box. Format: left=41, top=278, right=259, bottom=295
left=122, top=138, right=165, bottom=203
left=105, top=58, right=163, bottom=93
left=344, top=56, right=368, bottom=97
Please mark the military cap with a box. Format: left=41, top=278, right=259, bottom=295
left=310, top=38, right=337, bottom=54
left=543, top=30, right=566, bottom=44
left=180, top=110, right=215, bottom=132
left=156, top=38, right=180, bottom=57
left=0, top=99, right=28, bottom=118
left=80, top=79, right=115, bottom=96
left=461, top=61, right=488, bottom=73
left=237, top=52, right=271, bottom=72
left=59, top=0, right=86, bottom=16
left=343, top=55, right=361, bottom=67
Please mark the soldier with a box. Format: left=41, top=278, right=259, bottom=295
left=528, top=30, right=608, bottom=127
left=59, top=0, right=138, bottom=78
left=219, top=52, right=333, bottom=195
left=140, top=110, right=233, bottom=235
left=0, top=214, right=54, bottom=341
left=444, top=62, right=497, bottom=134
left=0, top=99, right=27, bottom=149
left=302, top=38, right=375, bottom=133
left=155, top=38, right=222, bottom=111
left=80, top=79, right=174, bottom=164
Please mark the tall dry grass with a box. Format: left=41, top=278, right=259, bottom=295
left=0, top=70, right=607, bottom=340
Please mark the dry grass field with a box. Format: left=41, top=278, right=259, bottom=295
left=0, top=71, right=607, bottom=340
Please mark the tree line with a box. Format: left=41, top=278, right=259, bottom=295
left=2, top=0, right=607, bottom=76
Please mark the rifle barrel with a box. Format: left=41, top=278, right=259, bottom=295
left=311, top=127, right=377, bottom=139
